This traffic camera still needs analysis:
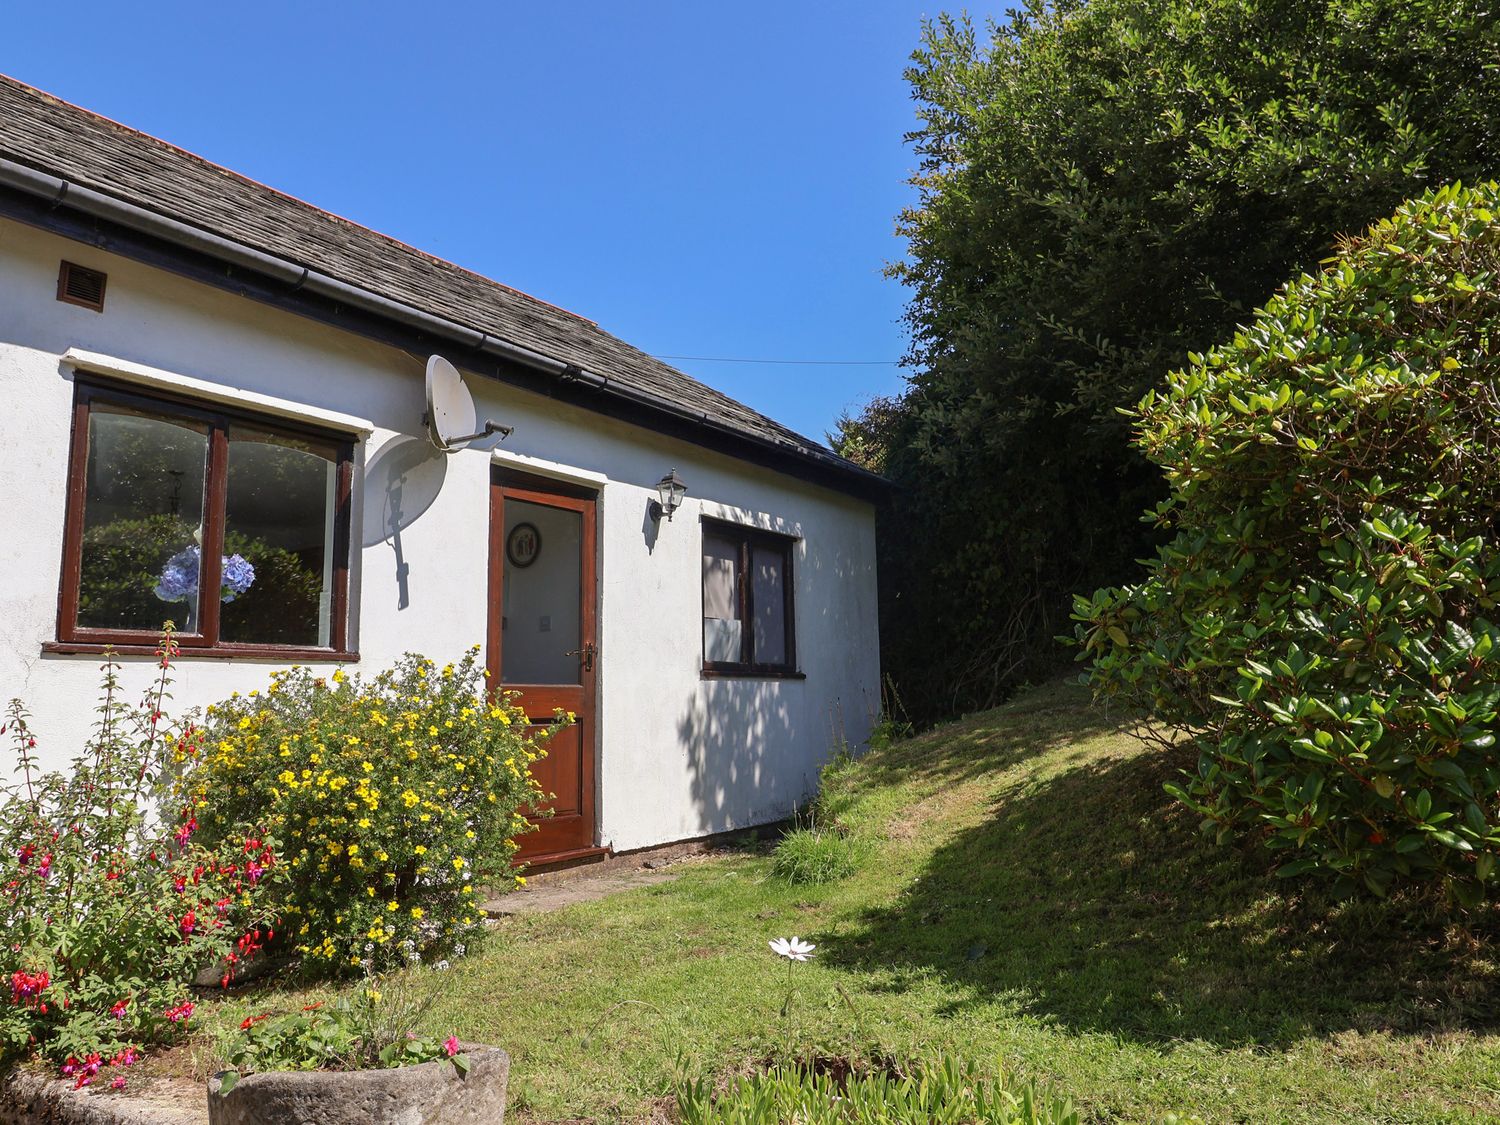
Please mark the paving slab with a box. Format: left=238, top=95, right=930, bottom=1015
left=481, top=865, right=681, bottom=917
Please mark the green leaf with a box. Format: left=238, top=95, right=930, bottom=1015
left=218, top=1070, right=239, bottom=1096
left=1431, top=830, right=1473, bottom=851
left=453, top=1053, right=471, bottom=1076
left=1276, top=858, right=1319, bottom=878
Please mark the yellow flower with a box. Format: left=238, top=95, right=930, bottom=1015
left=452, top=857, right=465, bottom=870
left=414, top=845, right=427, bottom=855
left=387, top=901, right=399, bottom=912
left=347, top=844, right=360, bottom=857
left=332, top=669, right=346, bottom=684
left=410, top=907, right=424, bottom=920
left=358, top=818, right=372, bottom=829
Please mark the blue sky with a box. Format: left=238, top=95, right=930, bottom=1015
left=4, top=2, right=947, bottom=444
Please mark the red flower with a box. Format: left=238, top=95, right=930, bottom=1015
left=163, top=1000, right=194, bottom=1023
left=443, top=1035, right=459, bottom=1057
left=239, top=1014, right=269, bottom=1030
left=109, top=998, right=128, bottom=1020
left=10, top=969, right=48, bottom=1007
left=110, top=1075, right=127, bottom=1090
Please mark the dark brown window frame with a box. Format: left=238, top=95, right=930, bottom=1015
left=47, top=376, right=357, bottom=661
left=700, top=516, right=801, bottom=680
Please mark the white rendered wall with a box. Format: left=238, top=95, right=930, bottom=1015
left=0, top=218, right=880, bottom=853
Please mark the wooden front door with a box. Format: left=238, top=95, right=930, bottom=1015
left=487, top=468, right=599, bottom=864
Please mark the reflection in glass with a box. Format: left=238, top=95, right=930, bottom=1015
left=501, top=500, right=581, bottom=684
left=751, top=546, right=786, bottom=665
left=702, top=532, right=742, bottom=662
left=219, top=428, right=339, bottom=647
left=78, top=403, right=208, bottom=632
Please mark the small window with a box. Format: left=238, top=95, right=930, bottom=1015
left=56, top=379, right=355, bottom=657
left=701, top=519, right=797, bottom=676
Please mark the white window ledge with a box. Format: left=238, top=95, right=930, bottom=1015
left=491, top=448, right=609, bottom=489
left=61, top=348, right=376, bottom=436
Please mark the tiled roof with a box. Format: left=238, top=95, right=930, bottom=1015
left=0, top=74, right=871, bottom=484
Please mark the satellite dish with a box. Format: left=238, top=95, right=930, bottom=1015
left=424, top=355, right=513, bottom=452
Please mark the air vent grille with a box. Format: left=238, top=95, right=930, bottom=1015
left=57, top=262, right=107, bottom=312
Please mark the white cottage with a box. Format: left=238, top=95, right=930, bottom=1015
left=0, top=77, right=884, bottom=866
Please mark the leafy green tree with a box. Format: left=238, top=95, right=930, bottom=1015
left=853, top=0, right=1500, bottom=723
left=1075, top=182, right=1500, bottom=900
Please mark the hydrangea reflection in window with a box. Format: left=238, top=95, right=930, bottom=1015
left=60, top=380, right=353, bottom=654
left=77, top=401, right=209, bottom=632
left=218, top=427, right=340, bottom=647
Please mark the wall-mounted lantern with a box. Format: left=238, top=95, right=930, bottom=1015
left=648, top=467, right=688, bottom=522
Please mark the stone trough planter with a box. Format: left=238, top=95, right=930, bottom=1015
left=205, top=1045, right=508, bottom=1125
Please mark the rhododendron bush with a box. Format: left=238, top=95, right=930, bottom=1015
left=0, top=631, right=277, bottom=1088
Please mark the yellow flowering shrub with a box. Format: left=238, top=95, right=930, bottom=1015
left=181, top=648, right=555, bottom=975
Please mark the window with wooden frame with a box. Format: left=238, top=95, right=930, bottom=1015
left=52, top=378, right=355, bottom=658
left=701, top=518, right=799, bottom=677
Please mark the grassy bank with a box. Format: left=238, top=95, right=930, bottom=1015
left=203, top=680, right=1500, bottom=1122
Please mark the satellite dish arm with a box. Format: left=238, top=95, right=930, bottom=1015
left=442, top=419, right=513, bottom=445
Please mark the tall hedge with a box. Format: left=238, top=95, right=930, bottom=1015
left=844, top=0, right=1500, bottom=724
left=1076, top=182, right=1500, bottom=900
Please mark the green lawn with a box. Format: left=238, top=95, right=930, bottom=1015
left=204, top=680, right=1500, bottom=1122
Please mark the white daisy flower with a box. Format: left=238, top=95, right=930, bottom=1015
left=768, top=936, right=816, bottom=961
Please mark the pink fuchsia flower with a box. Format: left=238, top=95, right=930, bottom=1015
left=70, top=1052, right=103, bottom=1089
left=179, top=910, right=197, bottom=937
left=112, top=1048, right=139, bottom=1067
left=163, top=1000, right=194, bottom=1023
left=443, top=1035, right=459, bottom=1057
left=173, top=816, right=197, bottom=847
left=10, top=969, right=49, bottom=1006
left=110, top=1076, right=126, bottom=1090
left=109, top=998, right=128, bottom=1020
left=36, top=854, right=51, bottom=880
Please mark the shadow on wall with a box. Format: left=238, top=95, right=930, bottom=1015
left=678, top=678, right=803, bottom=834
left=678, top=529, right=880, bottom=833
left=361, top=436, right=447, bottom=611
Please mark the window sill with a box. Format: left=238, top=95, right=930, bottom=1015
left=700, top=667, right=806, bottom=681
left=43, top=641, right=358, bottom=663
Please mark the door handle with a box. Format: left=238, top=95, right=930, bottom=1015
left=566, top=642, right=596, bottom=672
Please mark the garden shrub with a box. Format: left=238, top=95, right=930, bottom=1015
left=1075, top=182, right=1500, bottom=901
left=184, top=647, right=553, bottom=974
left=0, top=633, right=278, bottom=1088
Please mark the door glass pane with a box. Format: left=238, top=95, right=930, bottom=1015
left=752, top=546, right=787, bottom=666
left=220, top=427, right=340, bottom=647
left=78, top=401, right=209, bottom=633
left=501, top=499, right=581, bottom=684
left=702, top=532, right=742, bottom=662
